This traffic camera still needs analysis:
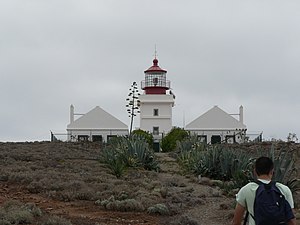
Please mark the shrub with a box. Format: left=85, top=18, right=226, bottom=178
left=24, top=203, right=42, bottom=217
left=5, top=210, right=33, bottom=224
left=258, top=144, right=300, bottom=193
left=42, top=215, right=72, bottom=225
left=0, top=200, right=39, bottom=225
left=197, top=146, right=253, bottom=184
left=131, top=130, right=154, bottom=149
left=176, top=136, right=206, bottom=173
left=99, top=136, right=160, bottom=178
left=0, top=219, right=11, bottom=225
left=177, top=144, right=253, bottom=188
left=264, top=144, right=296, bottom=183
left=99, top=146, right=125, bottom=178
left=147, top=203, right=169, bottom=215
left=99, top=195, right=145, bottom=212
left=161, top=127, right=189, bottom=152
left=169, top=214, right=200, bottom=225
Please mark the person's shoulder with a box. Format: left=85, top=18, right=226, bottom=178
left=275, top=182, right=292, bottom=194
left=239, top=182, right=259, bottom=192
left=275, top=182, right=289, bottom=189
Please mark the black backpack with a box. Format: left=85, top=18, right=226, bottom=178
left=245, top=180, right=294, bottom=225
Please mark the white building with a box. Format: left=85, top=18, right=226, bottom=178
left=139, top=57, right=175, bottom=139
left=67, top=105, right=128, bottom=142
left=64, top=55, right=249, bottom=145
left=185, top=105, right=247, bottom=144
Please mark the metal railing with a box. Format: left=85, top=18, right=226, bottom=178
left=141, top=80, right=170, bottom=89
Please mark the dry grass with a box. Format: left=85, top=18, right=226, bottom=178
left=0, top=141, right=299, bottom=225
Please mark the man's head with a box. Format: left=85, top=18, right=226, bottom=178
left=255, top=156, right=274, bottom=176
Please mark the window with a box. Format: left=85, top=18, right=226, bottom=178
left=225, top=135, right=235, bottom=144
left=107, top=135, right=117, bottom=143
left=78, top=135, right=89, bottom=142
left=197, top=135, right=207, bottom=144
left=92, top=135, right=102, bottom=142
left=211, top=135, right=221, bottom=144
left=145, top=73, right=167, bottom=87
left=153, top=77, right=158, bottom=86
left=153, top=127, right=159, bottom=135
left=153, top=109, right=159, bottom=116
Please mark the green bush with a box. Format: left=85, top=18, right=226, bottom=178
left=161, top=127, right=189, bottom=152
left=131, top=130, right=154, bottom=149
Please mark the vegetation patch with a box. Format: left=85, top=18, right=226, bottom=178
left=161, top=127, right=189, bottom=152
left=0, top=200, right=41, bottom=225
left=147, top=203, right=170, bottom=215
left=42, top=215, right=72, bottom=225
left=97, top=195, right=145, bottom=212
left=99, top=135, right=160, bottom=178
left=0, top=141, right=298, bottom=224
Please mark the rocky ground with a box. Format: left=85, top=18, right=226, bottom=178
left=0, top=141, right=299, bottom=225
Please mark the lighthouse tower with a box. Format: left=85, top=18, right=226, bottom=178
left=139, top=57, right=175, bottom=139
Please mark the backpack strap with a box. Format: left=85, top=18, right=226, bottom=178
left=243, top=211, right=249, bottom=225
left=243, top=181, right=261, bottom=224
left=254, top=179, right=276, bottom=191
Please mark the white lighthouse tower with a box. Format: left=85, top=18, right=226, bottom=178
left=139, top=57, right=175, bottom=139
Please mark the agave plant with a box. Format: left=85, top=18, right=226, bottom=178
left=177, top=149, right=204, bottom=173
left=177, top=142, right=253, bottom=187
left=99, top=135, right=160, bottom=177
left=124, top=135, right=147, bottom=167
left=197, top=145, right=222, bottom=178
left=99, top=144, right=125, bottom=178
left=256, top=144, right=299, bottom=193
left=176, top=135, right=207, bottom=173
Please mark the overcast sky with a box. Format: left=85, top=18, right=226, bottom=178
left=1, top=0, right=300, bottom=142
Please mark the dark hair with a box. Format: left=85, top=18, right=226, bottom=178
left=255, top=157, right=274, bottom=176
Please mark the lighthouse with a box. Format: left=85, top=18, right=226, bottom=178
left=139, top=57, right=175, bottom=139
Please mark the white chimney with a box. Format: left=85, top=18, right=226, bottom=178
left=239, top=105, right=244, bottom=124
left=70, top=104, right=74, bottom=123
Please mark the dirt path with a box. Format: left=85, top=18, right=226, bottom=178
left=156, top=153, right=234, bottom=225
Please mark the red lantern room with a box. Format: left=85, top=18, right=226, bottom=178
left=141, top=58, right=170, bottom=94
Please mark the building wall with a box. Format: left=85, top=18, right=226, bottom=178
left=140, top=118, right=172, bottom=134
left=141, top=102, right=172, bottom=116
left=188, top=129, right=247, bottom=144
left=67, top=129, right=128, bottom=142
left=139, top=94, right=174, bottom=137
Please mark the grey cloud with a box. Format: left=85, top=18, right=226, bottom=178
left=0, top=0, right=299, bottom=141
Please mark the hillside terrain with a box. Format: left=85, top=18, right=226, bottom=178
left=0, top=141, right=299, bottom=225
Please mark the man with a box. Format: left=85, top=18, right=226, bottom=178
left=232, top=156, right=296, bottom=225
